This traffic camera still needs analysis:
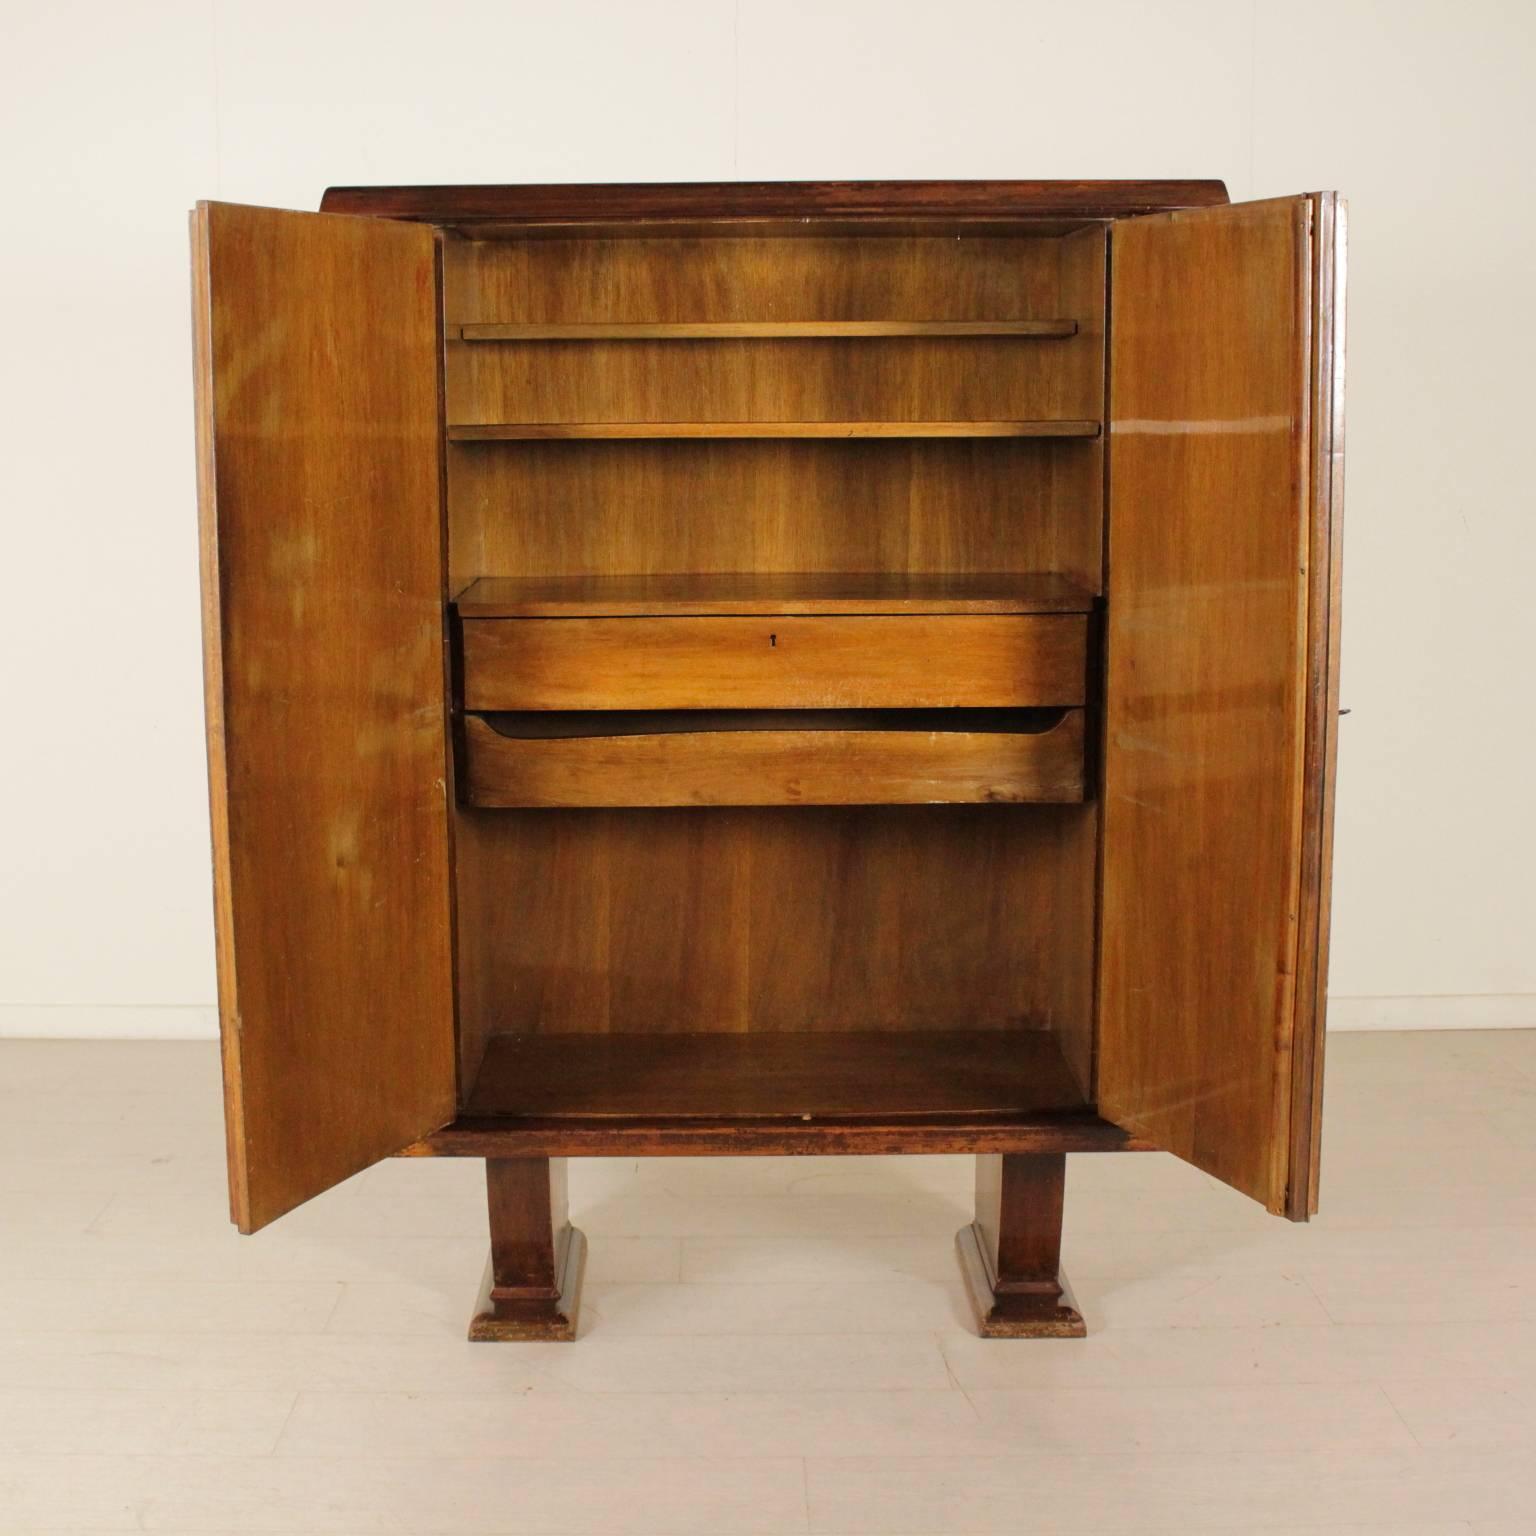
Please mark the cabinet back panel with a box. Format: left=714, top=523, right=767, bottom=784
left=444, top=231, right=1101, bottom=427
left=443, top=230, right=1092, bottom=324
left=454, top=805, right=1096, bottom=1093
left=449, top=335, right=1093, bottom=427
left=447, top=437, right=1102, bottom=592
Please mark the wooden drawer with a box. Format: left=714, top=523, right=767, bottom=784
left=461, top=709, right=1085, bottom=808
left=460, top=614, right=1087, bottom=711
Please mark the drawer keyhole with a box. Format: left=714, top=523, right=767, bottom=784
left=769, top=633, right=777, bottom=647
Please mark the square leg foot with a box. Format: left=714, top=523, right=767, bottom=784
left=469, top=1226, right=587, bottom=1342
left=956, top=1221, right=1086, bottom=1339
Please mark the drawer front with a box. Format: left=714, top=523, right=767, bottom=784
left=462, top=710, right=1085, bottom=808
left=460, top=614, right=1087, bottom=711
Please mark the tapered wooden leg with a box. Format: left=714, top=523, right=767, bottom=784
left=468, top=1157, right=587, bottom=1342
left=956, top=1152, right=1085, bottom=1338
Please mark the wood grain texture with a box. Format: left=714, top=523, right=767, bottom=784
left=1097, top=195, right=1342, bottom=1216
left=447, top=420, right=1100, bottom=440
left=320, top=178, right=1230, bottom=225
left=1288, top=193, right=1348, bottom=1219
left=405, top=1111, right=1146, bottom=1158
left=454, top=571, right=1096, bottom=617
left=443, top=234, right=1100, bottom=427
left=443, top=234, right=1077, bottom=334
left=460, top=614, right=1087, bottom=710
left=190, top=208, right=244, bottom=1227
left=446, top=438, right=1103, bottom=596
left=439, top=201, right=1102, bottom=1128
left=464, top=1031, right=1088, bottom=1120
left=458, top=319, right=1079, bottom=340
left=452, top=804, right=1096, bottom=1058
left=959, top=1153, right=1085, bottom=1337
left=437, top=219, right=1117, bottom=242
left=441, top=227, right=1106, bottom=593
left=1050, top=227, right=1109, bottom=596
left=191, top=201, right=456, bottom=1234
left=468, top=1158, right=584, bottom=1342
left=460, top=710, right=1085, bottom=808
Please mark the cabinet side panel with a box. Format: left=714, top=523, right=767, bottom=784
left=1100, top=197, right=1322, bottom=1213
left=1046, top=226, right=1107, bottom=594
left=195, top=202, right=456, bottom=1232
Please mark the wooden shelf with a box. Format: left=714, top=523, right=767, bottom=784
left=454, top=571, right=1096, bottom=617
left=413, top=1111, right=1139, bottom=1159
left=448, top=420, right=1102, bottom=441
left=457, top=319, right=1079, bottom=341
left=463, top=1030, right=1088, bottom=1122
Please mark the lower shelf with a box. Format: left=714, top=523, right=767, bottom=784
left=463, top=1030, right=1089, bottom=1122
left=462, top=707, right=1085, bottom=807
left=409, top=1112, right=1140, bottom=1159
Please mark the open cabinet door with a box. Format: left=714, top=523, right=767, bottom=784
left=192, top=202, right=456, bottom=1233
left=1099, top=194, right=1345, bottom=1218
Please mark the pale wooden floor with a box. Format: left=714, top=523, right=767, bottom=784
left=2, top=1033, right=1536, bottom=1533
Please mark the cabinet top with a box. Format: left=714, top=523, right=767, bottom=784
left=319, top=179, right=1230, bottom=231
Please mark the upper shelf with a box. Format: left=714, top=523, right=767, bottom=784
left=447, top=419, right=1102, bottom=441
left=456, top=319, right=1079, bottom=342
left=453, top=570, right=1096, bottom=617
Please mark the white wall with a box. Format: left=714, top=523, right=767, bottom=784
left=2, top=0, right=1532, bottom=1038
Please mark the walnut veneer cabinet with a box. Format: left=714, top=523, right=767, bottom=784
left=191, top=179, right=1345, bottom=1340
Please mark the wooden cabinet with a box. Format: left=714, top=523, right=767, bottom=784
left=191, top=180, right=1345, bottom=1339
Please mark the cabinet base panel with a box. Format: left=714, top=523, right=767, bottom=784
left=955, top=1221, right=1085, bottom=1338
left=404, top=1114, right=1147, bottom=1158
left=465, top=1030, right=1088, bottom=1123
left=468, top=1226, right=587, bottom=1343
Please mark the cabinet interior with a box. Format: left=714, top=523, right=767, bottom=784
left=442, top=221, right=1109, bottom=1124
